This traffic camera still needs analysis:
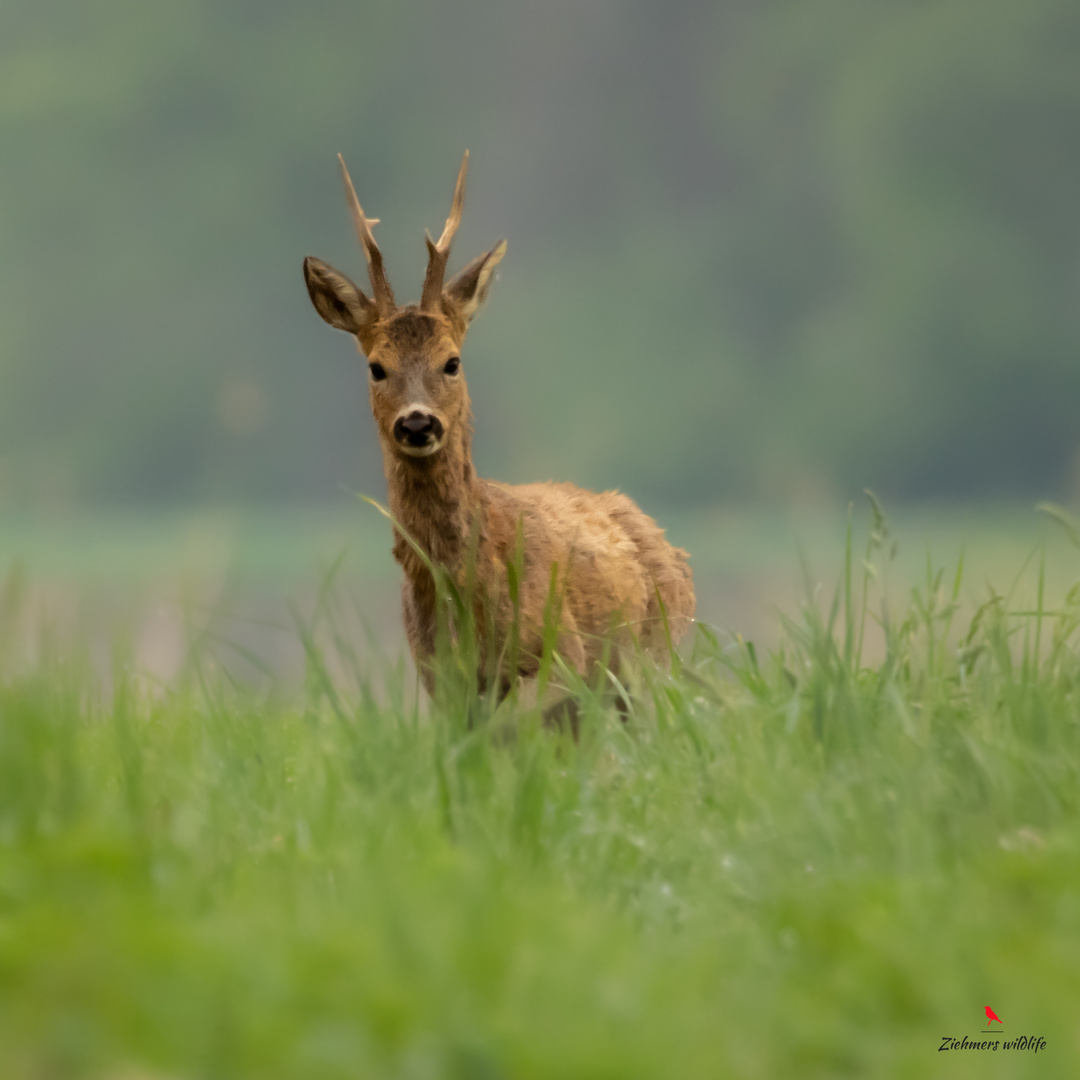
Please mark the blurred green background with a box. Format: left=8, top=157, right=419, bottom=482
left=3, top=0, right=1080, bottom=515
left=5, top=12, right=1080, bottom=1075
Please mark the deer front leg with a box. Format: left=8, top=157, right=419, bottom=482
left=526, top=611, right=588, bottom=736
left=402, top=580, right=437, bottom=696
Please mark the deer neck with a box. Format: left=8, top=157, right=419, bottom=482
left=384, top=420, right=481, bottom=582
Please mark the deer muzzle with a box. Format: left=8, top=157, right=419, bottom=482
left=393, top=408, right=445, bottom=456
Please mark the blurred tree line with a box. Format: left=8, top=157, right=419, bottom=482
left=2, top=0, right=1079, bottom=510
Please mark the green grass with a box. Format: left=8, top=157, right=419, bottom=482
left=1, top=505, right=1080, bottom=1078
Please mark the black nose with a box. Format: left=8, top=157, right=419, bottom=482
left=394, top=411, right=443, bottom=447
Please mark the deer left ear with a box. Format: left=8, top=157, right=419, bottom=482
left=443, top=240, right=506, bottom=325
left=303, top=255, right=381, bottom=352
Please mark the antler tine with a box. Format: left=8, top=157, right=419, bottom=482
left=338, top=154, right=395, bottom=316
left=436, top=150, right=468, bottom=253
left=421, top=150, right=469, bottom=311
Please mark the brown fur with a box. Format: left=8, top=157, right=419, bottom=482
left=303, top=156, right=694, bottom=696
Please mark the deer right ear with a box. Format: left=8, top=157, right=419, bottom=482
left=443, top=240, right=507, bottom=326
left=303, top=256, right=380, bottom=348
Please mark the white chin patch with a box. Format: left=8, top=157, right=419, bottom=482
left=399, top=440, right=442, bottom=458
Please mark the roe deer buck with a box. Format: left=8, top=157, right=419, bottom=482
left=302, top=151, right=694, bottom=704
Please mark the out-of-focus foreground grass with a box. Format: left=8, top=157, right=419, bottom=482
left=1, top=503, right=1079, bottom=1077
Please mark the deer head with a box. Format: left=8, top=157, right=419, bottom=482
left=303, top=152, right=506, bottom=459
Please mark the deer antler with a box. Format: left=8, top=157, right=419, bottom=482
left=421, top=150, right=469, bottom=311
left=338, top=154, right=395, bottom=317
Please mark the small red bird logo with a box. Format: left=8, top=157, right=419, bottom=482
left=985, top=1006, right=1004, bottom=1026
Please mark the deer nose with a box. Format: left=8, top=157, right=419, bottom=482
left=393, top=410, right=443, bottom=447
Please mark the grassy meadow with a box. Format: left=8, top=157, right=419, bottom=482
left=1, top=501, right=1079, bottom=1077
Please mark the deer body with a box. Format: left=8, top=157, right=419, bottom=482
left=304, top=153, right=694, bottom=695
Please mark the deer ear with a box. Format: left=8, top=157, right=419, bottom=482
left=443, top=240, right=506, bottom=325
left=303, top=256, right=379, bottom=347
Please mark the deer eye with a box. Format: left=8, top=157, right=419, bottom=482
left=443, top=357, right=461, bottom=376
left=368, top=362, right=387, bottom=381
